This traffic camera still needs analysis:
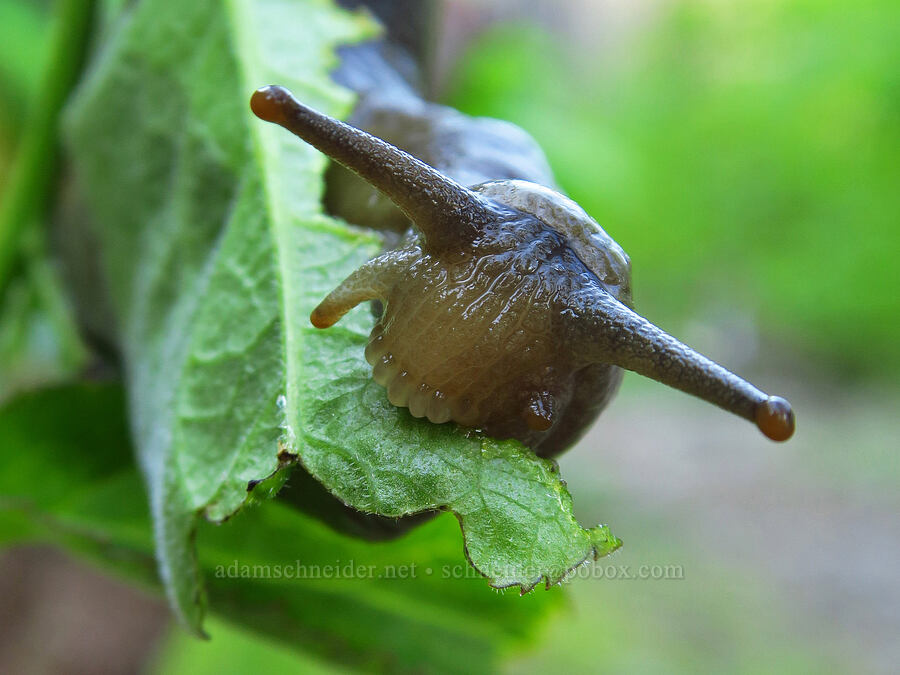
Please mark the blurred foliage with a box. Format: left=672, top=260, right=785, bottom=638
left=0, top=0, right=90, bottom=403
left=149, top=616, right=346, bottom=675
left=445, top=0, right=900, bottom=379
left=0, top=384, right=560, bottom=673
left=0, top=229, right=87, bottom=401
left=0, top=0, right=51, bottom=183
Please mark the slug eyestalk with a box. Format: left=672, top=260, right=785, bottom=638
left=251, top=85, right=497, bottom=251
left=570, top=287, right=795, bottom=441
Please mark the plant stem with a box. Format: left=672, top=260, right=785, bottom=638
left=0, top=0, right=95, bottom=291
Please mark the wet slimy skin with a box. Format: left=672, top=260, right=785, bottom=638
left=251, top=85, right=795, bottom=456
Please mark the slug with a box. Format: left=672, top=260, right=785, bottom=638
left=250, top=85, right=795, bottom=457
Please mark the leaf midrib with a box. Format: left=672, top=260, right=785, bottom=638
left=225, top=0, right=298, bottom=458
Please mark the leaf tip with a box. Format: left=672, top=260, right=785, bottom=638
left=590, top=524, right=623, bottom=559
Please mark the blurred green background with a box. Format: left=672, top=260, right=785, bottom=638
left=1, top=0, right=897, bottom=673
left=444, top=1, right=900, bottom=380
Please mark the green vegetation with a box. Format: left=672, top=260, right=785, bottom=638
left=0, top=0, right=896, bottom=672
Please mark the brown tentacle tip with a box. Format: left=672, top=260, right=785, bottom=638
left=309, top=306, right=335, bottom=329
left=250, top=86, right=288, bottom=125
left=754, top=396, right=795, bottom=441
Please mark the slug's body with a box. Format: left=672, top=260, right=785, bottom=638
left=321, top=187, right=630, bottom=455
left=250, top=82, right=794, bottom=456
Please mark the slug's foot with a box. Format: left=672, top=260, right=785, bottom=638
left=365, top=330, right=454, bottom=425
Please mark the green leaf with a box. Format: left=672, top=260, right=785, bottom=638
left=0, top=384, right=559, bottom=673
left=0, top=0, right=49, bottom=120
left=149, top=617, right=346, bottom=675
left=0, top=236, right=88, bottom=402
left=0, top=383, right=159, bottom=582
left=63, top=0, right=619, bottom=630
left=0, top=0, right=94, bottom=289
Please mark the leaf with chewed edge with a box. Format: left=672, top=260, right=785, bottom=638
left=64, top=0, right=619, bottom=632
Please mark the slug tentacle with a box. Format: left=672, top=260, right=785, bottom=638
left=568, top=286, right=795, bottom=441
left=251, top=86, right=496, bottom=252
left=309, top=249, right=409, bottom=329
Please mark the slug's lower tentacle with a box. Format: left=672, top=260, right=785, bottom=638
left=310, top=252, right=405, bottom=329
left=569, top=287, right=795, bottom=441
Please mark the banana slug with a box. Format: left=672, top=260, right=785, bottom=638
left=250, top=85, right=795, bottom=457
